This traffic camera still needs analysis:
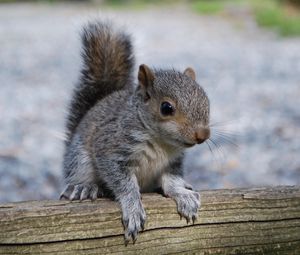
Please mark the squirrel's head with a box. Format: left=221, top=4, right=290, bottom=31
left=136, top=64, right=210, bottom=149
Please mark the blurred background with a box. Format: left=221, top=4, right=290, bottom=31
left=0, top=0, right=300, bottom=202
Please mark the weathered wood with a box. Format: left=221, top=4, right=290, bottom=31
left=0, top=186, right=300, bottom=254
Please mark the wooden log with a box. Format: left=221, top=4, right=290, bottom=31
left=0, top=186, right=300, bottom=254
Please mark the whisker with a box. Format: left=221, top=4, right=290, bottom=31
left=210, top=125, right=243, bottom=149
left=205, top=139, right=223, bottom=169
left=218, top=133, right=239, bottom=141
left=211, top=129, right=244, bottom=139
left=208, top=137, right=226, bottom=163
left=216, top=136, right=239, bottom=148
left=205, top=140, right=213, bottom=155
left=204, top=115, right=243, bottom=174
left=213, top=131, right=239, bottom=139
left=209, top=118, right=241, bottom=128
left=212, top=133, right=239, bottom=148
left=209, top=137, right=221, bottom=150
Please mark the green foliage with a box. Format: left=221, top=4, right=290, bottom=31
left=192, top=0, right=300, bottom=37
left=254, top=0, right=300, bottom=36
left=192, top=0, right=225, bottom=15
left=102, top=0, right=179, bottom=9
left=255, top=4, right=282, bottom=28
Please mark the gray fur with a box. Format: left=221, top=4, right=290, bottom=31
left=61, top=21, right=210, bottom=244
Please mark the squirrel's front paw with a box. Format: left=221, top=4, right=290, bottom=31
left=60, top=184, right=102, bottom=201
left=174, top=189, right=200, bottom=224
left=121, top=199, right=146, bottom=245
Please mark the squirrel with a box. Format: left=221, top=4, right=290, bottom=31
left=60, top=20, right=210, bottom=245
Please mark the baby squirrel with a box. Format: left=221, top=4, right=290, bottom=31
left=60, top=20, right=210, bottom=245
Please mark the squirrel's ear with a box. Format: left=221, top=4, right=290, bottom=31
left=138, top=64, right=154, bottom=88
left=183, top=67, right=196, bottom=81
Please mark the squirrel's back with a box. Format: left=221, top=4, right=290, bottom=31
left=65, top=21, right=135, bottom=143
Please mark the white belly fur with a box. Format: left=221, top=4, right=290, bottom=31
left=131, top=141, right=178, bottom=192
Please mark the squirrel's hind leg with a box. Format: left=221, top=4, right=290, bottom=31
left=61, top=134, right=104, bottom=201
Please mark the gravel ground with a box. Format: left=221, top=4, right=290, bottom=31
left=0, top=2, right=300, bottom=202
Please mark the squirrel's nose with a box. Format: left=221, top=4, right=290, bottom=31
left=195, top=127, right=210, bottom=144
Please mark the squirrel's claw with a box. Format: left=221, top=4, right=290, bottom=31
left=174, top=190, right=200, bottom=226
left=60, top=184, right=102, bottom=201
left=186, top=217, right=190, bottom=224
left=80, top=186, right=90, bottom=201
left=132, top=230, right=138, bottom=244
left=90, top=184, right=99, bottom=201
left=192, top=214, right=197, bottom=224
left=59, top=184, right=74, bottom=200
left=121, top=198, right=146, bottom=246
left=70, top=185, right=83, bottom=200
left=184, top=181, right=194, bottom=191
left=141, top=220, right=145, bottom=231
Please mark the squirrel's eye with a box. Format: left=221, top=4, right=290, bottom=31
left=160, top=102, right=174, bottom=116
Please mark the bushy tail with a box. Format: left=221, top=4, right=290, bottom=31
left=66, top=21, right=134, bottom=142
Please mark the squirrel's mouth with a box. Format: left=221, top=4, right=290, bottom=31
left=183, top=142, right=196, bottom=148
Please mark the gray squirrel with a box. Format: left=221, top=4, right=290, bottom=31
left=60, top=20, right=210, bottom=245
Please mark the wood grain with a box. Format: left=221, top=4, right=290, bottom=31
left=1, top=186, right=300, bottom=254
